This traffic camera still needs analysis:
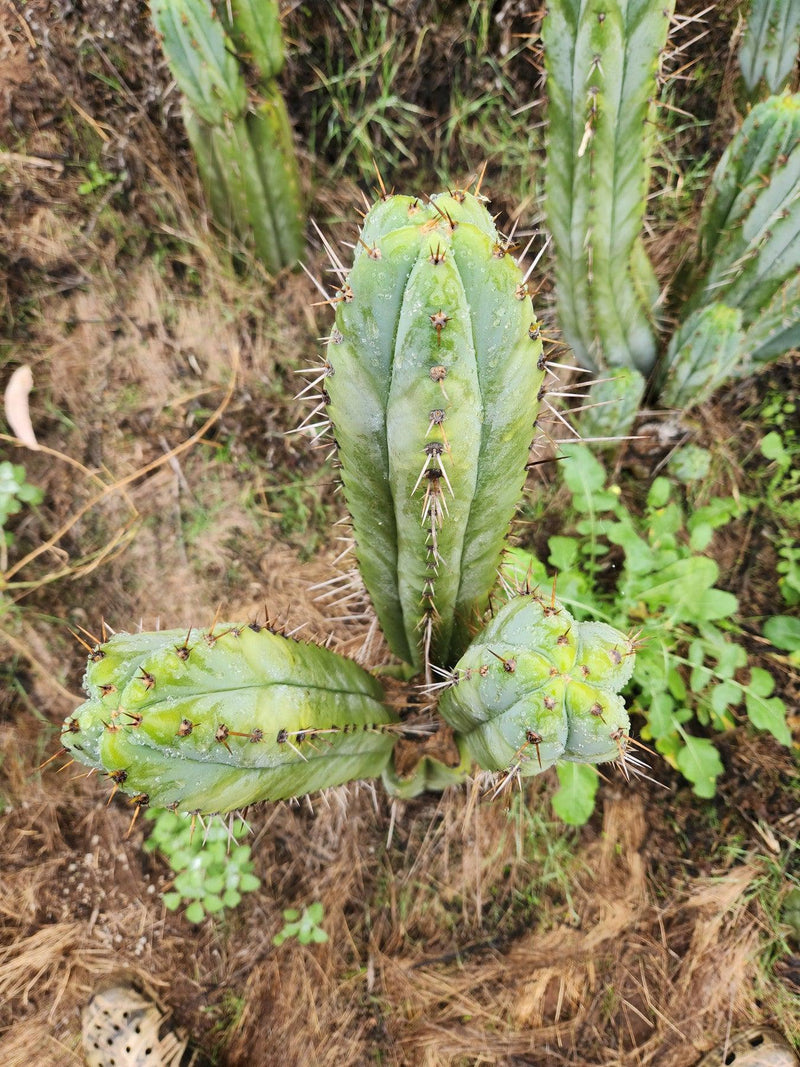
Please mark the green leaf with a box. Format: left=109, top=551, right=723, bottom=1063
left=551, top=763, right=598, bottom=826
left=239, top=873, right=261, bottom=893
left=689, top=524, right=714, bottom=552
left=647, top=477, right=671, bottom=509
left=185, top=901, right=206, bottom=924
left=761, top=431, right=788, bottom=464
left=204, top=875, right=225, bottom=895
left=548, top=536, right=579, bottom=572
left=675, top=736, right=723, bottom=798
left=748, top=667, right=775, bottom=698
left=745, top=692, right=791, bottom=746
left=710, top=681, right=741, bottom=717
left=162, top=892, right=183, bottom=911
left=763, top=615, right=800, bottom=652
left=312, top=928, right=329, bottom=943
left=203, top=894, right=225, bottom=914
left=306, top=901, right=325, bottom=923
left=646, top=693, right=677, bottom=739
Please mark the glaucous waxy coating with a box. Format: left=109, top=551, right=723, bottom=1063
left=326, top=189, right=545, bottom=671
left=150, top=0, right=247, bottom=125
left=63, top=625, right=398, bottom=814
left=543, top=0, right=673, bottom=375
left=438, top=593, right=636, bottom=775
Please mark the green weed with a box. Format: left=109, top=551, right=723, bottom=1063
left=508, top=446, right=793, bottom=821
left=143, top=808, right=260, bottom=924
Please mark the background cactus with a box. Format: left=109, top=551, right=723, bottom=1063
left=542, top=0, right=800, bottom=423
left=62, top=623, right=398, bottom=814
left=542, top=0, right=674, bottom=378
left=739, top=0, right=800, bottom=99
left=151, top=0, right=303, bottom=273
left=324, top=188, right=546, bottom=673
left=661, top=93, right=800, bottom=403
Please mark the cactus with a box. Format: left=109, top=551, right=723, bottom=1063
left=438, top=591, right=636, bottom=777
left=661, top=93, right=800, bottom=396
left=686, top=94, right=800, bottom=322
left=660, top=304, right=745, bottom=408
left=61, top=182, right=645, bottom=820
left=62, top=623, right=398, bottom=814
left=151, top=0, right=303, bottom=272
left=324, top=188, right=546, bottom=673
left=219, top=0, right=285, bottom=81
left=542, top=0, right=674, bottom=377
left=739, top=0, right=800, bottom=98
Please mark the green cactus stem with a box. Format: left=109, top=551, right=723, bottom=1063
left=151, top=0, right=247, bottom=125
left=739, top=0, right=800, bottom=98
left=381, top=726, right=471, bottom=799
left=151, top=0, right=303, bottom=272
left=219, top=0, right=285, bottom=81
left=62, top=623, right=398, bottom=814
left=660, top=304, right=745, bottom=408
left=438, top=591, right=636, bottom=778
left=677, top=93, right=800, bottom=370
left=542, top=0, right=673, bottom=376
left=322, top=188, right=546, bottom=673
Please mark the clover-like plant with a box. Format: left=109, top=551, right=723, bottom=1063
left=144, top=808, right=260, bottom=924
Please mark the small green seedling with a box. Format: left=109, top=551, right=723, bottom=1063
left=144, top=808, right=260, bottom=924
left=272, top=901, right=328, bottom=946
left=77, top=161, right=120, bottom=195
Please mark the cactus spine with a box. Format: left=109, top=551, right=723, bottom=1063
left=324, top=189, right=546, bottom=672
left=62, top=624, right=398, bottom=814
left=542, top=0, right=674, bottom=376
left=739, top=0, right=800, bottom=98
left=151, top=0, right=303, bottom=273
left=438, top=592, right=636, bottom=776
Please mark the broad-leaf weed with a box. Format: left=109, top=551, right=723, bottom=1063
left=506, top=446, right=793, bottom=822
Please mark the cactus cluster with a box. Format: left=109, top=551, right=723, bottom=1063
left=542, top=0, right=800, bottom=425
left=62, top=187, right=638, bottom=818
left=151, top=0, right=303, bottom=273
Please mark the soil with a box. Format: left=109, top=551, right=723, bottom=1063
left=0, top=2, right=798, bottom=1066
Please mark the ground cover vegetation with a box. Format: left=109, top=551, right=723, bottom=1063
left=0, top=0, right=798, bottom=1064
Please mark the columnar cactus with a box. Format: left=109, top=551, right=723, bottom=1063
left=438, top=592, right=636, bottom=777
left=542, top=0, right=674, bottom=377
left=739, top=0, right=800, bottom=99
left=660, top=304, right=744, bottom=408
left=62, top=624, right=398, bottom=814
left=324, top=188, right=546, bottom=672
left=61, top=184, right=641, bottom=818
left=151, top=0, right=303, bottom=273
left=662, top=93, right=800, bottom=396
left=683, top=93, right=800, bottom=335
